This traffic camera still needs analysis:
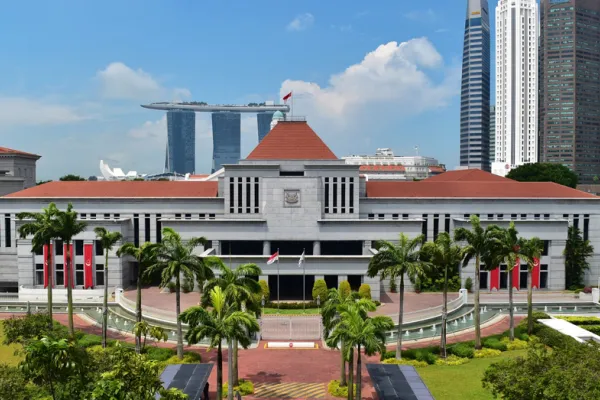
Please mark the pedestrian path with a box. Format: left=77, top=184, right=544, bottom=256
left=253, top=382, right=325, bottom=399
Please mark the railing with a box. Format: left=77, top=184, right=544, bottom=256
left=0, top=293, right=18, bottom=301
left=115, top=289, right=181, bottom=324
left=388, top=290, right=468, bottom=325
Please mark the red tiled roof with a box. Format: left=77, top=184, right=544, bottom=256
left=359, top=165, right=406, bottom=172
left=426, top=169, right=511, bottom=182
left=246, top=121, right=337, bottom=160
left=0, top=147, right=40, bottom=158
left=428, top=166, right=446, bottom=173
left=366, top=181, right=598, bottom=199
left=5, top=181, right=219, bottom=198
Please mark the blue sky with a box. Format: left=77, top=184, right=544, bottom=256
left=1, top=0, right=485, bottom=179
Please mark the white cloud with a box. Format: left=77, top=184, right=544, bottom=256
left=128, top=115, right=166, bottom=139
left=404, top=9, right=437, bottom=23
left=280, top=38, right=457, bottom=122
left=287, top=13, right=315, bottom=31
left=0, top=97, right=86, bottom=127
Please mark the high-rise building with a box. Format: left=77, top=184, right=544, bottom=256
left=489, top=105, right=496, bottom=161
left=460, top=0, right=491, bottom=171
left=492, top=0, right=539, bottom=177
left=539, top=0, right=600, bottom=184
left=257, top=112, right=275, bottom=142
left=165, top=110, right=195, bottom=174
left=212, top=112, right=241, bottom=172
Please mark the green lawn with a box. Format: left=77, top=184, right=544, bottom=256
left=0, top=323, right=23, bottom=366
left=418, top=350, right=527, bottom=400
left=262, top=308, right=320, bottom=315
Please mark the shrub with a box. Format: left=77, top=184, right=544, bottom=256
left=2, top=313, right=68, bottom=345
left=535, top=325, right=577, bottom=349
left=163, top=352, right=202, bottom=366
left=144, top=346, right=176, bottom=362
left=474, top=348, right=502, bottom=358
left=448, top=343, right=474, bottom=359
left=259, top=279, right=270, bottom=300
left=435, top=355, right=470, bottom=366
left=518, top=311, right=550, bottom=331
left=383, top=358, right=429, bottom=367
left=465, top=277, right=473, bottom=292
left=167, top=282, right=176, bottom=293
left=339, top=280, right=351, bottom=298
left=374, top=300, right=382, bottom=306
left=222, top=379, right=254, bottom=397
left=556, top=316, right=600, bottom=326
left=583, top=325, right=600, bottom=335
left=501, top=337, right=528, bottom=350
left=327, top=380, right=357, bottom=397
left=483, top=338, right=508, bottom=352
left=312, top=279, right=328, bottom=301
left=389, top=279, right=397, bottom=293
left=77, top=334, right=103, bottom=348
left=416, top=351, right=438, bottom=365
left=358, top=284, right=372, bottom=300
left=519, top=333, right=530, bottom=342
left=584, top=286, right=593, bottom=294
left=265, top=301, right=318, bottom=310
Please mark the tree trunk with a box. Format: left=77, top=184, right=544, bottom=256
left=176, top=275, right=183, bottom=359
left=66, top=241, right=74, bottom=338
left=474, top=255, right=481, bottom=349
left=233, top=338, right=239, bottom=386
left=527, top=268, right=533, bottom=335
left=355, top=344, right=362, bottom=400
left=347, top=347, right=354, bottom=400
left=228, top=338, right=234, bottom=400
left=47, top=245, right=53, bottom=330
left=440, top=264, right=448, bottom=359
left=135, top=266, right=142, bottom=354
left=340, top=341, right=347, bottom=386
left=509, top=270, right=514, bottom=341
left=102, top=248, right=109, bottom=348
left=396, top=275, right=404, bottom=359
left=217, top=342, right=223, bottom=400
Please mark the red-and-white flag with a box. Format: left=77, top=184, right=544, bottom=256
left=283, top=92, right=292, bottom=102
left=267, top=251, right=279, bottom=265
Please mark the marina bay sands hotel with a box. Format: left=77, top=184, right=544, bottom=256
left=141, top=102, right=290, bottom=174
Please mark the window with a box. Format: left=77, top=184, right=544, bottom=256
left=35, top=263, right=44, bottom=285
left=378, top=214, right=385, bottom=220
left=349, top=178, right=354, bottom=213
left=544, top=214, right=550, bottom=220
left=392, top=214, right=399, bottom=220
left=81, top=213, right=87, bottom=219
left=332, top=178, right=338, bottom=214
left=488, top=214, right=494, bottom=219
left=95, top=264, right=104, bottom=286
left=521, top=214, right=527, bottom=219
left=75, top=264, right=84, bottom=286
left=464, top=214, right=470, bottom=219
left=341, top=178, right=346, bottom=214
left=324, top=177, right=330, bottom=213
left=402, top=214, right=409, bottom=220
left=246, top=177, right=251, bottom=214
left=156, top=214, right=162, bottom=243
left=229, top=177, right=235, bottom=213
left=75, top=240, right=84, bottom=256
left=209, top=214, right=215, bottom=220
left=422, top=214, right=428, bottom=241
left=55, top=240, right=63, bottom=255
left=95, top=240, right=104, bottom=256
left=497, top=214, right=504, bottom=220
left=445, top=214, right=451, bottom=233
left=237, top=177, right=242, bottom=213
left=511, top=214, right=517, bottom=220
left=520, top=264, right=528, bottom=290
left=480, top=271, right=488, bottom=289
left=34, top=246, right=43, bottom=256
left=368, top=214, right=375, bottom=220
left=499, top=265, right=508, bottom=289
left=90, top=213, right=96, bottom=220
left=254, top=178, right=259, bottom=213
left=574, top=214, right=580, bottom=230
left=55, top=264, right=64, bottom=286
left=542, top=240, right=549, bottom=256
left=534, top=214, right=540, bottom=220
left=540, top=265, right=548, bottom=289
left=4, top=214, right=11, bottom=247
left=433, top=214, right=439, bottom=240
left=175, top=213, right=181, bottom=219
left=199, top=214, right=205, bottom=219
left=114, top=214, right=120, bottom=219
left=584, top=215, right=590, bottom=241
left=104, top=214, right=110, bottom=219
left=185, top=214, right=191, bottom=220
left=133, top=214, right=139, bottom=247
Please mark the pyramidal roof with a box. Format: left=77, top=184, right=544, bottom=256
left=425, top=169, right=512, bottom=182
left=246, top=121, right=338, bottom=160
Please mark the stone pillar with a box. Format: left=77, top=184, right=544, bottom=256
left=263, top=241, right=271, bottom=255
left=363, top=240, right=372, bottom=255
left=338, top=275, right=348, bottom=287
left=315, top=274, right=324, bottom=281
left=363, top=275, right=381, bottom=301
left=313, top=241, right=321, bottom=256
left=212, top=240, right=221, bottom=256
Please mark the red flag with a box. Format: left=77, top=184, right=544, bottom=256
left=283, top=92, right=292, bottom=102
left=267, top=251, right=279, bottom=265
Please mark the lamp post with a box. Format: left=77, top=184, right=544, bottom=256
left=261, top=295, right=265, bottom=316
left=317, top=295, right=321, bottom=314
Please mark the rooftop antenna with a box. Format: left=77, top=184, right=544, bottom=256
left=414, top=146, right=419, bottom=156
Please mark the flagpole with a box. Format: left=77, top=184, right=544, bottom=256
left=302, top=248, right=305, bottom=313
left=277, top=248, right=280, bottom=314
left=291, top=91, right=294, bottom=117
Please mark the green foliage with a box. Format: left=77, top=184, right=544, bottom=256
left=162, top=352, right=202, bottom=367
left=464, top=277, right=473, bottom=292
left=383, top=358, right=429, bottom=367
left=149, top=326, right=168, bottom=344
left=518, top=311, right=550, bottom=328
left=564, top=226, right=595, bottom=288
left=474, top=348, right=502, bottom=358
left=483, top=338, right=507, bottom=352
left=221, top=379, right=254, bottom=397
left=36, top=180, right=53, bottom=185
left=327, top=380, right=357, bottom=397
left=0, top=364, right=40, bottom=400
left=259, top=279, right=270, bottom=299
left=312, top=279, right=328, bottom=301
left=506, top=162, right=578, bottom=188
left=59, top=174, right=86, bottom=181
left=338, top=280, right=351, bottom=298
left=143, top=346, right=175, bottom=362
left=389, top=278, right=397, bottom=293
left=448, top=343, right=475, bottom=359
left=435, top=355, right=470, bottom=366
left=77, top=334, right=103, bottom=348
left=501, top=337, right=528, bottom=350
left=416, top=351, right=439, bottom=365
left=535, top=325, right=578, bottom=349
left=415, top=275, right=461, bottom=292
left=167, top=281, right=176, bottom=293
left=358, top=283, right=372, bottom=300
left=2, top=313, right=67, bottom=345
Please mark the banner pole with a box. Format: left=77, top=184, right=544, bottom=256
left=277, top=248, right=280, bottom=314
left=303, top=248, right=306, bottom=313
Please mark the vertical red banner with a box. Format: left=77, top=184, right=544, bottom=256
left=64, top=243, right=74, bottom=288
left=83, top=244, right=93, bottom=289
left=490, top=267, right=500, bottom=290
left=532, top=258, right=540, bottom=289
left=512, top=258, right=520, bottom=289
left=43, top=244, right=49, bottom=288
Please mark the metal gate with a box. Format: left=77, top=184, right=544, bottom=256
left=260, top=315, right=322, bottom=341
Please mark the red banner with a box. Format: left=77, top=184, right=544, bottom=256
left=83, top=244, right=93, bottom=289
left=512, top=258, right=520, bottom=290
left=532, top=258, right=540, bottom=289
left=43, top=244, right=49, bottom=288
left=64, top=243, right=74, bottom=288
left=490, top=267, right=500, bottom=290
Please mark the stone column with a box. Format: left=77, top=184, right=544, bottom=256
left=338, top=275, right=348, bottom=287
left=212, top=240, right=221, bottom=256
left=313, top=241, right=321, bottom=256
left=363, top=240, right=372, bottom=255
left=263, top=241, right=271, bottom=255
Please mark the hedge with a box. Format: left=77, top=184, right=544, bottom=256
left=383, top=358, right=429, bottom=367
left=435, top=355, right=470, bottom=366
left=501, top=337, right=528, bottom=350
left=144, top=346, right=176, bottom=362
left=448, top=343, right=474, bottom=359
left=328, top=380, right=357, bottom=398
left=483, top=338, right=508, bottom=352
left=312, top=279, right=328, bottom=301
left=474, top=348, right=502, bottom=358
left=556, top=316, right=600, bottom=326
left=265, top=301, right=318, bottom=310
left=222, top=379, right=254, bottom=397
left=339, top=280, right=351, bottom=298
left=259, top=280, right=270, bottom=299
left=358, top=284, right=372, bottom=300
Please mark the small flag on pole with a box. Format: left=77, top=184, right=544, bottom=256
left=283, top=91, right=292, bottom=102
left=298, top=250, right=305, bottom=268
left=267, top=251, right=279, bottom=265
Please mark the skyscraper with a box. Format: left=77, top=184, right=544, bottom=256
left=489, top=105, right=496, bottom=162
left=165, top=110, right=195, bottom=174
left=492, top=0, right=539, bottom=177
left=212, top=112, right=241, bottom=172
left=460, top=0, right=491, bottom=171
left=539, top=0, right=600, bottom=184
left=257, top=112, right=275, bottom=142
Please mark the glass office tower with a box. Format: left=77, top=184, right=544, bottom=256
left=460, top=0, right=491, bottom=171
left=165, top=110, right=195, bottom=174
left=257, top=112, right=275, bottom=142
left=539, top=0, right=600, bottom=184
left=212, top=112, right=241, bottom=172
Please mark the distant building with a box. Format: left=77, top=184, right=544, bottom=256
left=166, top=110, right=195, bottom=174
left=539, top=0, right=600, bottom=184
left=212, top=112, right=241, bottom=172
left=0, top=147, right=40, bottom=196
left=493, top=0, right=539, bottom=177
left=489, top=105, right=496, bottom=162
left=98, top=160, right=144, bottom=181
left=460, top=0, right=491, bottom=171
left=257, top=112, right=275, bottom=142
left=343, top=148, right=445, bottom=181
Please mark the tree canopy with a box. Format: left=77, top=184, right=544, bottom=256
left=506, top=163, right=578, bottom=188
left=59, top=174, right=86, bottom=181
left=564, top=226, right=594, bottom=288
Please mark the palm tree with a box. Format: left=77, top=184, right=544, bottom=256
left=421, top=232, right=464, bottom=358
left=180, top=286, right=259, bottom=400
left=146, top=227, right=208, bottom=359
left=520, top=237, right=543, bottom=335
left=492, top=222, right=530, bottom=341
left=54, top=204, right=87, bottom=338
left=202, top=260, right=260, bottom=386
left=367, top=233, right=429, bottom=359
left=93, top=227, right=123, bottom=348
left=17, top=203, right=59, bottom=329
left=454, top=215, right=502, bottom=349
left=116, top=241, right=160, bottom=353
